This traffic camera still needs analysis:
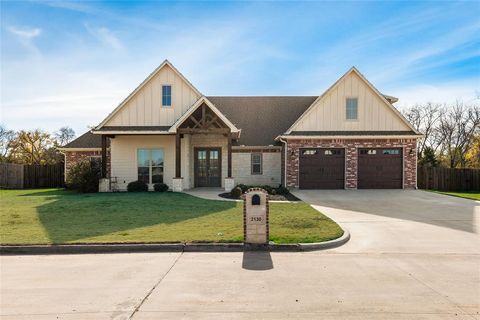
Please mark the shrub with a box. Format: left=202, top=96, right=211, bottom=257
left=275, top=186, right=290, bottom=195
left=236, top=184, right=249, bottom=193
left=153, top=183, right=169, bottom=192
left=230, top=187, right=242, bottom=199
left=127, top=180, right=148, bottom=192
left=261, top=185, right=274, bottom=195
left=66, top=160, right=101, bottom=193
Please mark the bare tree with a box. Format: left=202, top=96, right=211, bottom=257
left=436, top=101, right=480, bottom=168
left=0, top=125, right=15, bottom=161
left=54, top=126, right=76, bottom=146
left=402, top=103, right=442, bottom=155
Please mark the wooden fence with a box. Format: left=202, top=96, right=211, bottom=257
left=0, top=163, right=64, bottom=189
left=417, top=166, right=480, bottom=191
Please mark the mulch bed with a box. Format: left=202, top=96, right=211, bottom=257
left=219, top=192, right=301, bottom=201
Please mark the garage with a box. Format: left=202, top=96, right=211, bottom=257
left=299, top=148, right=345, bottom=189
left=358, top=148, right=403, bottom=189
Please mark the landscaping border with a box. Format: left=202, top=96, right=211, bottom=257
left=0, top=229, right=349, bottom=255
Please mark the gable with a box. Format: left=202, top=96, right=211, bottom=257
left=97, top=61, right=202, bottom=128
left=287, top=68, right=415, bottom=133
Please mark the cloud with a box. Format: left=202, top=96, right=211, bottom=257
left=8, top=26, right=42, bottom=53
left=84, top=23, right=123, bottom=50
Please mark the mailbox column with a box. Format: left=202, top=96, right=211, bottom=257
left=243, top=188, right=269, bottom=244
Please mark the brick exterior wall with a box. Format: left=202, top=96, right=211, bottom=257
left=286, top=138, right=417, bottom=189
left=64, top=149, right=111, bottom=179
left=232, top=149, right=282, bottom=186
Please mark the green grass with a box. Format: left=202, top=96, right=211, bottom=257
left=433, top=191, right=480, bottom=201
left=0, top=189, right=343, bottom=245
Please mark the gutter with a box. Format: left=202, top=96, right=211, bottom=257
left=279, top=137, right=288, bottom=187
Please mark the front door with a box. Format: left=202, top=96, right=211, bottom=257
left=194, top=148, right=222, bottom=187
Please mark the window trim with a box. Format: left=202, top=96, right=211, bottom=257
left=137, top=148, right=165, bottom=185
left=162, top=85, right=172, bottom=107
left=345, top=97, right=359, bottom=121
left=251, top=153, right=263, bottom=175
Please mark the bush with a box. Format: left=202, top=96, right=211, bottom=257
left=127, top=180, right=148, bottom=192
left=261, top=185, right=274, bottom=195
left=66, top=160, right=101, bottom=193
left=236, top=184, right=249, bottom=193
left=230, top=187, right=242, bottom=199
left=275, top=186, right=290, bottom=195
left=153, top=183, right=169, bottom=192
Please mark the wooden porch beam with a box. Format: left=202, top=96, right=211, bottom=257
left=227, top=132, right=232, bottom=178
left=177, top=128, right=230, bottom=134
left=175, top=133, right=181, bottom=178
left=101, top=135, right=107, bottom=178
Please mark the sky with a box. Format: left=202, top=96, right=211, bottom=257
left=1, top=0, right=479, bottom=136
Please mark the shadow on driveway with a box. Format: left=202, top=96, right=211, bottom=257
left=293, top=190, right=478, bottom=234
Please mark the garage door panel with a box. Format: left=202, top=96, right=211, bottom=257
left=358, top=148, right=402, bottom=189
left=299, top=148, right=345, bottom=189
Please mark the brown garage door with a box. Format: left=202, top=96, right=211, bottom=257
left=358, top=148, right=402, bottom=189
left=299, top=148, right=345, bottom=189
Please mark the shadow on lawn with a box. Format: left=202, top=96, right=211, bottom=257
left=27, top=190, right=237, bottom=244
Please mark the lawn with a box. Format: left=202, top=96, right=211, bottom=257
left=0, top=189, right=343, bottom=245
left=434, top=191, right=480, bottom=201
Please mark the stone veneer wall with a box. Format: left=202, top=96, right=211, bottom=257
left=286, top=138, right=417, bottom=189
left=232, top=148, right=281, bottom=186
left=64, top=149, right=111, bottom=179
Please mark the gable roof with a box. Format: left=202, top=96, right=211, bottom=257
left=95, top=60, right=202, bottom=130
left=209, top=96, right=317, bottom=146
left=169, top=96, right=240, bottom=134
left=285, top=67, right=420, bottom=134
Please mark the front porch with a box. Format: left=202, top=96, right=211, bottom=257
left=98, top=98, right=240, bottom=192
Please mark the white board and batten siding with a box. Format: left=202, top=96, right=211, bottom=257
left=104, top=64, right=201, bottom=127
left=292, top=71, right=411, bottom=132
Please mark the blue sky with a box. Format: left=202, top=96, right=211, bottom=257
left=1, top=0, right=479, bottom=136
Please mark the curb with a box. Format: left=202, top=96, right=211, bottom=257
left=0, top=229, right=350, bottom=255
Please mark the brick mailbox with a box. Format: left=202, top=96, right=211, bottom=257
left=243, top=188, right=269, bottom=244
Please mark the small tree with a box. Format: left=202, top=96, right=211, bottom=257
left=66, top=160, right=101, bottom=193
left=418, top=147, right=438, bottom=168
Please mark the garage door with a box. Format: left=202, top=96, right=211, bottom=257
left=358, top=148, right=402, bottom=189
left=299, top=148, right=345, bottom=189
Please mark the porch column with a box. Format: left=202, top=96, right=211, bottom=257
left=227, top=132, right=232, bottom=177
left=175, top=133, right=181, bottom=178
left=101, top=135, right=107, bottom=178
left=173, top=132, right=184, bottom=192
left=225, top=132, right=235, bottom=192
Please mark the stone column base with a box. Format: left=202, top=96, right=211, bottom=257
left=224, top=177, right=235, bottom=192
left=99, top=178, right=110, bottom=192
left=172, top=178, right=184, bottom=192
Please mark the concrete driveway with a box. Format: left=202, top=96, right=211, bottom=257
left=1, top=191, right=479, bottom=319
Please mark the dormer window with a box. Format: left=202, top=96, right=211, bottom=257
left=162, top=85, right=172, bottom=107
left=346, top=98, right=358, bottom=120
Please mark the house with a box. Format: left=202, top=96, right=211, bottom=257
left=61, top=60, right=421, bottom=191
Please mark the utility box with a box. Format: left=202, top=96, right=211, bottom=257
left=243, top=188, right=269, bottom=244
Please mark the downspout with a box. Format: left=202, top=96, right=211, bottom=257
left=279, top=137, right=288, bottom=187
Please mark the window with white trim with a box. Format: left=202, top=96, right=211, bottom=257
left=162, top=85, right=172, bottom=107
left=346, top=98, right=358, bottom=120
left=251, top=153, right=262, bottom=175
left=137, top=149, right=164, bottom=184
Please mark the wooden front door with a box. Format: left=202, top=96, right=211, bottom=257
left=194, top=148, right=222, bottom=187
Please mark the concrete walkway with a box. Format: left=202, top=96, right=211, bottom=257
left=1, top=190, right=479, bottom=319
left=184, top=187, right=238, bottom=201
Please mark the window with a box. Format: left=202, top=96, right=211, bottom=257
left=346, top=98, right=358, bottom=120
left=251, top=153, right=262, bottom=175
left=325, top=149, right=341, bottom=155
left=137, top=149, right=164, bottom=184
left=302, top=149, right=318, bottom=155
left=89, top=156, right=102, bottom=172
left=360, top=149, right=377, bottom=155
left=383, top=149, right=400, bottom=155
left=162, top=85, right=172, bottom=106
